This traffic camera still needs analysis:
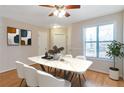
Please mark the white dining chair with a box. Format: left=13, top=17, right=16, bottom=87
left=24, top=64, right=38, bottom=87
left=15, top=61, right=25, bottom=86
left=75, top=55, right=86, bottom=60
left=64, top=54, right=73, bottom=58
left=37, top=70, right=71, bottom=87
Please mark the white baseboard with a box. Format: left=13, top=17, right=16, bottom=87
left=89, top=68, right=109, bottom=75
left=0, top=63, right=36, bottom=73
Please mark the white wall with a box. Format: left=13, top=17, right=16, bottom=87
left=67, top=26, right=72, bottom=54
left=50, top=27, right=67, bottom=54
left=70, top=12, right=124, bottom=77
left=38, top=31, right=49, bottom=55
left=123, top=11, right=124, bottom=79
left=0, top=17, right=48, bottom=73
left=71, top=22, right=84, bottom=56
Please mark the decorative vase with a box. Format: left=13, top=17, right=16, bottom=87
left=53, top=53, right=61, bottom=60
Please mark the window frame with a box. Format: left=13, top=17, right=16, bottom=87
left=85, top=23, right=114, bottom=60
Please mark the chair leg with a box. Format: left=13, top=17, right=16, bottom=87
left=78, top=74, right=82, bottom=87
left=25, top=82, right=28, bottom=87
left=82, top=74, right=86, bottom=81
left=19, top=79, right=24, bottom=87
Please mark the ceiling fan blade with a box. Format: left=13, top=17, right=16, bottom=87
left=65, top=12, right=70, bottom=17
left=48, top=12, right=54, bottom=16
left=65, top=5, right=80, bottom=9
left=39, top=5, right=55, bottom=8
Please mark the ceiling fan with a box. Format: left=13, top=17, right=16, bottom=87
left=40, top=5, right=80, bottom=18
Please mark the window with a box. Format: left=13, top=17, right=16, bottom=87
left=85, top=24, right=114, bottom=59
left=85, top=27, right=97, bottom=57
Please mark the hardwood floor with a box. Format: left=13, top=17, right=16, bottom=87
left=0, top=64, right=124, bottom=87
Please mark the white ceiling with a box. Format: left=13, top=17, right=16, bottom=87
left=0, top=5, right=124, bottom=28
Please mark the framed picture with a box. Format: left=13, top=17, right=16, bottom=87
left=7, top=27, right=32, bottom=46
left=7, top=27, right=19, bottom=46
left=20, top=29, right=32, bottom=46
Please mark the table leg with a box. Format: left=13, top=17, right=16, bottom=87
left=48, top=67, right=52, bottom=73
left=78, top=74, right=82, bottom=87
left=54, top=68, right=57, bottom=76
left=63, top=71, right=71, bottom=80
left=59, top=69, right=62, bottom=75
left=82, top=74, right=86, bottom=81
left=66, top=72, right=71, bottom=80
left=40, top=64, right=46, bottom=72
left=63, top=70, right=66, bottom=79
left=48, top=67, right=53, bottom=73
left=70, top=73, right=75, bottom=82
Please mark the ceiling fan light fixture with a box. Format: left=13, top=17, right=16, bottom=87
left=53, top=10, right=59, bottom=16
left=58, top=11, right=66, bottom=18
left=58, top=13, right=63, bottom=18
left=53, top=9, right=66, bottom=18
left=60, top=10, right=66, bottom=15
left=40, top=5, right=80, bottom=18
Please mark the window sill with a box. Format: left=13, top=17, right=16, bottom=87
left=86, top=57, right=113, bottom=63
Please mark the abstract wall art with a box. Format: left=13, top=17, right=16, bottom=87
left=7, top=27, right=19, bottom=46
left=20, top=29, right=32, bottom=45
left=7, top=27, right=32, bottom=46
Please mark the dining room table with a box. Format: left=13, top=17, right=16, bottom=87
left=28, top=55, right=93, bottom=86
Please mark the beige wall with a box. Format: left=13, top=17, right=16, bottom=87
left=69, top=12, right=124, bottom=77
left=0, top=17, right=48, bottom=73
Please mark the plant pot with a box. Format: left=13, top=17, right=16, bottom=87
left=53, top=53, right=61, bottom=60
left=109, top=67, right=119, bottom=80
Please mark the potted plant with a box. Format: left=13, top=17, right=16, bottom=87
left=106, top=40, right=124, bottom=80
left=48, top=45, right=64, bottom=60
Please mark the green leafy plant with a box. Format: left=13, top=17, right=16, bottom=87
left=106, top=40, right=124, bottom=69
left=48, top=45, right=64, bottom=55
left=43, top=45, right=64, bottom=59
